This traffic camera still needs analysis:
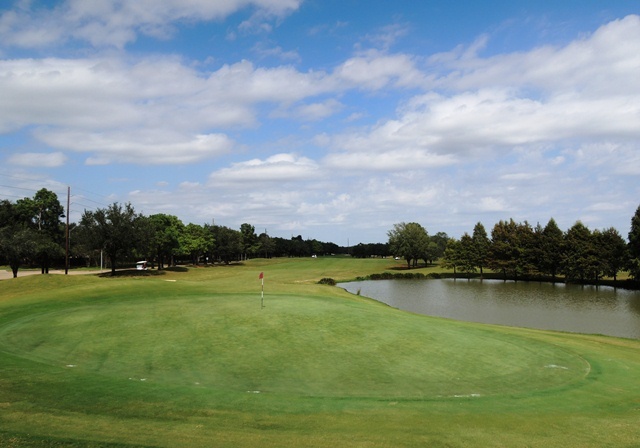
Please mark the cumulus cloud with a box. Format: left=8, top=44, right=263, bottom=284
left=1, top=8, right=639, bottom=241
left=332, top=50, right=425, bottom=90
left=39, top=130, right=235, bottom=165
left=430, top=15, right=640, bottom=96
left=209, top=153, right=320, bottom=186
left=324, top=149, right=456, bottom=171
left=0, top=0, right=303, bottom=48
left=289, top=99, right=344, bottom=121
left=326, top=16, right=640, bottom=162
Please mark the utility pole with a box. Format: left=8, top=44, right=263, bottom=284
left=65, top=186, right=70, bottom=275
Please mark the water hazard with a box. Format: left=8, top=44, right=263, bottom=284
left=338, top=279, right=640, bottom=339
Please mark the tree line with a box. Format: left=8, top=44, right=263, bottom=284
left=3, top=189, right=639, bottom=283
left=388, top=205, right=640, bottom=283
left=0, top=189, right=346, bottom=277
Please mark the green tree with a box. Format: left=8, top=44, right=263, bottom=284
left=596, top=227, right=628, bottom=282
left=210, top=225, right=243, bottom=264
left=179, top=223, right=214, bottom=265
left=240, top=223, right=258, bottom=260
left=440, top=238, right=462, bottom=278
left=387, top=222, right=429, bottom=269
left=471, top=222, right=490, bottom=278
left=628, top=205, right=640, bottom=279
left=0, top=226, right=37, bottom=278
left=562, top=221, right=598, bottom=282
left=515, top=221, right=536, bottom=279
left=0, top=199, right=14, bottom=228
left=80, top=202, right=143, bottom=276
left=540, top=218, right=564, bottom=281
left=148, top=214, right=184, bottom=268
left=421, top=240, right=440, bottom=266
left=309, top=239, right=324, bottom=256
left=488, top=219, right=520, bottom=280
left=257, top=232, right=275, bottom=258
left=458, top=233, right=477, bottom=278
left=14, top=188, right=65, bottom=273
left=431, top=232, right=449, bottom=261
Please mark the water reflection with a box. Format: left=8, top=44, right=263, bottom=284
left=338, top=279, right=640, bottom=339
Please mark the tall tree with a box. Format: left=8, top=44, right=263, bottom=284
left=257, top=232, right=275, bottom=258
left=628, top=205, right=640, bottom=279
left=14, top=189, right=65, bottom=273
left=0, top=199, right=14, bottom=228
left=488, top=219, right=520, bottom=280
left=388, top=222, right=429, bottom=269
left=0, top=200, right=39, bottom=278
left=540, top=218, right=564, bottom=281
left=562, top=221, right=598, bottom=282
left=240, top=223, right=258, bottom=260
left=458, top=233, right=477, bottom=278
left=440, top=238, right=462, bottom=278
left=515, top=221, right=536, bottom=279
left=80, top=202, right=142, bottom=275
left=471, top=222, right=490, bottom=278
left=148, top=214, right=184, bottom=268
left=0, top=227, right=37, bottom=278
left=596, top=227, right=628, bottom=282
left=210, top=225, right=242, bottom=264
left=179, top=223, right=214, bottom=265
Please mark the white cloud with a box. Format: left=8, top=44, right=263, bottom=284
left=209, top=153, right=320, bottom=185
left=7, top=151, right=67, bottom=167
left=362, top=22, right=411, bottom=51
left=1, top=10, right=639, bottom=243
left=0, top=0, right=303, bottom=48
left=290, top=99, right=344, bottom=121
left=252, top=42, right=301, bottom=62
left=430, top=15, right=640, bottom=96
left=570, top=142, right=640, bottom=176
left=324, top=149, right=456, bottom=171
left=326, top=16, right=640, bottom=162
left=332, top=50, right=425, bottom=90
left=39, top=129, right=235, bottom=165
left=476, top=197, right=509, bottom=213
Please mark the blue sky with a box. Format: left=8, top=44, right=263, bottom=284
left=1, top=0, right=639, bottom=244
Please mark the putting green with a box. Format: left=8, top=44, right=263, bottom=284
left=2, top=262, right=640, bottom=447
left=0, top=292, right=588, bottom=400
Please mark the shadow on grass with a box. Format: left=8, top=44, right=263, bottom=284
left=164, top=266, right=189, bottom=272
left=183, top=262, right=246, bottom=269
left=98, top=269, right=166, bottom=278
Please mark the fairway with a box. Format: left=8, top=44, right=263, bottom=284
left=1, top=258, right=640, bottom=447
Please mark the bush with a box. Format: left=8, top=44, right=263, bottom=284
left=318, top=277, right=336, bottom=286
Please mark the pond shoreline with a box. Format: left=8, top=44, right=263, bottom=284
left=338, top=277, right=640, bottom=339
left=349, top=271, right=640, bottom=291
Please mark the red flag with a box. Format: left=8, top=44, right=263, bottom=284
left=259, top=272, right=264, bottom=279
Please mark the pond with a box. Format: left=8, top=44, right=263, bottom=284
left=338, top=279, right=640, bottom=339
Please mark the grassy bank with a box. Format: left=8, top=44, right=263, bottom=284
left=1, top=257, right=639, bottom=447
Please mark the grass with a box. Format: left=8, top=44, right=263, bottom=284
left=1, top=257, right=640, bottom=447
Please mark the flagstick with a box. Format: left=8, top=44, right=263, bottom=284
left=259, top=272, right=264, bottom=309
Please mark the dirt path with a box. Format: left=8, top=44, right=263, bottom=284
left=0, top=269, right=104, bottom=281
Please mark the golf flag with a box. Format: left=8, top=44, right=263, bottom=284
left=259, top=272, right=264, bottom=308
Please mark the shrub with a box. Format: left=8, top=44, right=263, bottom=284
left=318, top=277, right=336, bottom=286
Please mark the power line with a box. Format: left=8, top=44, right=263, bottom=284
left=71, top=195, right=109, bottom=207
left=0, top=184, right=40, bottom=193
left=72, top=185, right=111, bottom=201
left=0, top=193, right=25, bottom=200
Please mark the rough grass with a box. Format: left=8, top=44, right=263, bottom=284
left=1, top=257, right=640, bottom=447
